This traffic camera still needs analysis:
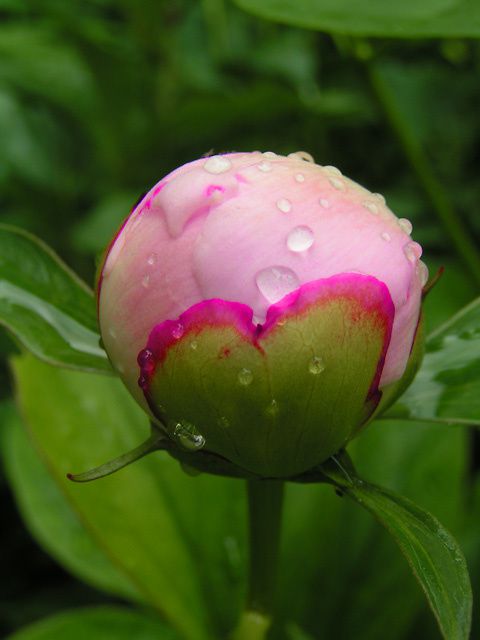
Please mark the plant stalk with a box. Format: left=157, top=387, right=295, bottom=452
left=366, top=60, right=480, bottom=288
left=231, top=478, right=285, bottom=640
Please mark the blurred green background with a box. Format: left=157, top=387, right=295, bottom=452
left=1, top=1, right=479, bottom=638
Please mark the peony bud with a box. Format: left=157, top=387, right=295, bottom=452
left=97, top=152, right=426, bottom=478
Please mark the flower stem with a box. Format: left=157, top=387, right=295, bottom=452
left=232, top=478, right=284, bottom=640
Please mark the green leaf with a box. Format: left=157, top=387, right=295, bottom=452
left=6, top=606, right=180, bottom=640
left=385, top=296, right=480, bottom=426
left=320, top=454, right=472, bottom=640
left=234, top=0, right=480, bottom=38
left=278, top=419, right=467, bottom=640
left=0, top=225, right=112, bottom=373
left=11, top=352, right=246, bottom=640
left=0, top=401, right=140, bottom=602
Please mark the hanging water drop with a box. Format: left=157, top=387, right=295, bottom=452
left=319, top=198, right=330, bottom=208
left=173, top=422, right=206, bottom=451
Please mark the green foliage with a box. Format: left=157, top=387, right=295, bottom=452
left=234, top=0, right=480, bottom=38
left=321, top=456, right=472, bottom=640
left=11, top=352, right=246, bottom=640
left=0, top=225, right=111, bottom=373
left=386, top=295, right=480, bottom=425
left=6, top=606, right=180, bottom=640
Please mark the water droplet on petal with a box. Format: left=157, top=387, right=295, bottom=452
left=263, top=151, right=277, bottom=158
left=381, top=232, right=391, bottom=242
left=238, top=368, right=253, bottom=386
left=256, top=266, right=300, bottom=303
left=373, top=192, right=386, bottom=204
left=289, top=151, right=314, bottom=163
left=257, top=161, right=272, bottom=172
left=363, top=201, right=379, bottom=215
left=173, top=422, right=205, bottom=451
left=147, top=253, right=157, bottom=266
left=309, top=355, right=325, bottom=375
left=109, top=327, right=117, bottom=339
left=319, top=198, right=330, bottom=208
left=172, top=322, right=184, bottom=339
left=404, top=241, right=423, bottom=263
left=295, top=173, right=305, bottom=183
left=276, top=198, right=292, bottom=213
left=190, top=340, right=198, bottom=350
left=204, top=155, right=231, bottom=174
left=398, top=218, right=413, bottom=234
left=142, top=274, right=150, bottom=288
left=137, top=348, right=155, bottom=370
left=324, top=165, right=342, bottom=176
left=329, top=177, right=345, bottom=191
left=287, top=226, right=314, bottom=252
left=417, top=260, right=429, bottom=286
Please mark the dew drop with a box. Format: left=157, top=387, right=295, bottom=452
left=263, top=151, right=277, bottom=158
left=276, top=198, right=292, bottom=213
left=309, top=355, right=325, bottom=375
left=329, top=177, right=345, bottom=191
left=256, top=266, right=300, bottom=303
left=147, top=253, right=157, bottom=266
left=295, top=173, right=305, bottom=183
left=287, top=226, right=314, bottom=252
left=398, top=218, right=413, bottom=235
left=203, top=155, right=232, bottom=174
left=137, top=348, right=154, bottom=369
left=324, top=165, right=342, bottom=176
left=172, top=322, right=184, bottom=339
left=173, top=422, right=205, bottom=451
left=266, top=398, right=279, bottom=417
left=417, top=260, right=429, bottom=286
left=363, top=201, right=379, bottom=215
left=257, top=161, right=272, bottom=172
left=142, top=274, right=150, bottom=288
left=218, top=416, right=230, bottom=428
left=319, top=198, right=330, bottom=208
left=289, top=151, right=314, bottom=163
left=381, top=232, right=391, bottom=242
left=108, top=327, right=117, bottom=339
left=373, top=192, right=386, bottom=204
left=238, top=368, right=253, bottom=386
left=404, top=241, right=423, bottom=263
left=190, top=340, right=198, bottom=350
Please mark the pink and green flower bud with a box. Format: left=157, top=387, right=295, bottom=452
left=97, top=151, right=426, bottom=478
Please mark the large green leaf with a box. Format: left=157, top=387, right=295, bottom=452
left=278, top=419, right=468, bottom=640
left=234, top=0, right=480, bottom=38
left=6, top=606, right=179, bottom=640
left=11, top=352, right=246, bottom=640
left=0, top=225, right=111, bottom=373
left=385, top=296, right=480, bottom=426
left=0, top=401, right=140, bottom=602
left=320, top=454, right=472, bottom=640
